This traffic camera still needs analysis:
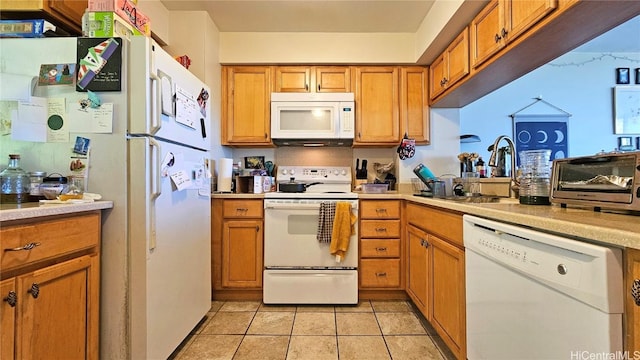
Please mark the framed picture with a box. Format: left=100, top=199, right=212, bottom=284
left=244, top=156, right=265, bottom=169
left=616, top=68, right=630, bottom=84
left=636, top=68, right=640, bottom=85
left=618, top=136, right=634, bottom=151
left=614, top=86, right=640, bottom=134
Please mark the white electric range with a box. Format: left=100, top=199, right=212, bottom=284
left=263, top=166, right=359, bottom=304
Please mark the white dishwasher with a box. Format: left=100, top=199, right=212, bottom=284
left=463, top=215, right=623, bottom=360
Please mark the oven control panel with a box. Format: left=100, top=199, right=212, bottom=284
left=277, top=166, right=351, bottom=183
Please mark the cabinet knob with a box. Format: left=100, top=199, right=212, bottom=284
left=632, top=279, right=640, bottom=306
left=494, top=33, right=502, bottom=43
left=317, top=84, right=321, bottom=91
left=4, top=242, right=41, bottom=252
left=501, top=28, right=508, bottom=38
left=28, top=283, right=40, bottom=299
left=305, top=83, right=309, bottom=91
left=420, top=238, right=429, bottom=248
left=256, top=225, right=260, bottom=232
left=3, top=291, right=16, bottom=307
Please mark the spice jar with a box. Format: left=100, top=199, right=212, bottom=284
left=29, top=171, right=47, bottom=201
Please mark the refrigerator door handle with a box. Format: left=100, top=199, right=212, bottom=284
left=149, top=71, right=161, bottom=135
left=149, top=138, right=162, bottom=250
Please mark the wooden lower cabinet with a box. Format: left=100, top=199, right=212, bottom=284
left=212, top=199, right=264, bottom=299
left=406, top=203, right=466, bottom=360
left=221, top=220, right=263, bottom=288
left=430, top=235, right=465, bottom=357
left=406, top=224, right=430, bottom=318
left=626, top=248, right=640, bottom=352
left=359, top=200, right=403, bottom=292
left=0, top=212, right=101, bottom=360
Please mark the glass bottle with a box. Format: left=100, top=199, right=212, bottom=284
left=0, top=154, right=30, bottom=204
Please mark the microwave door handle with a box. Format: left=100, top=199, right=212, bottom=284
left=567, top=156, right=613, bottom=164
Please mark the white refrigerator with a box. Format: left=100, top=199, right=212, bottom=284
left=0, top=37, right=212, bottom=359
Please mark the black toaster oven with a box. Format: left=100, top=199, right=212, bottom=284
left=550, top=151, right=640, bottom=212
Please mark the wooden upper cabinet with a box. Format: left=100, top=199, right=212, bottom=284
left=274, top=66, right=351, bottom=92
left=353, top=66, right=400, bottom=145
left=470, top=0, right=505, bottom=68
left=49, top=0, right=87, bottom=25
left=222, top=66, right=273, bottom=146
left=315, top=66, right=351, bottom=92
left=400, top=67, right=430, bottom=144
left=508, top=0, right=557, bottom=42
left=0, top=0, right=87, bottom=34
left=430, top=27, right=470, bottom=101
left=275, top=66, right=311, bottom=92
left=471, top=0, right=556, bottom=68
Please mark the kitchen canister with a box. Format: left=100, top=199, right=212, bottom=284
left=29, top=171, right=47, bottom=201
left=217, top=158, right=233, bottom=192
left=518, top=149, right=551, bottom=205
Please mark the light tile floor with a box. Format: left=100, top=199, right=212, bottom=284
left=169, top=300, right=455, bottom=360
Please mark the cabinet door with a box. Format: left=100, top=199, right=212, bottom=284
left=431, top=235, right=466, bottom=360
left=15, top=255, right=95, bottom=360
left=507, top=0, right=557, bottom=42
left=221, top=220, right=263, bottom=288
left=353, top=67, right=400, bottom=145
left=1, top=278, right=16, bottom=360
left=315, top=66, right=351, bottom=92
left=275, top=66, right=311, bottom=92
left=400, top=67, right=429, bottom=144
left=470, top=0, right=505, bottom=68
left=406, top=225, right=430, bottom=319
left=429, top=54, right=447, bottom=100
left=446, top=27, right=470, bottom=88
left=222, top=66, right=272, bottom=145
left=626, top=248, right=640, bottom=353
left=48, top=0, right=87, bottom=26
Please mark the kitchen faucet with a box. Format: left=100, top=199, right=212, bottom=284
left=488, top=135, right=519, bottom=197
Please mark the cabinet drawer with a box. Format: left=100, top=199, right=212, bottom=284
left=406, top=203, right=463, bottom=246
left=1, top=213, right=100, bottom=271
left=360, top=239, right=400, bottom=258
left=360, top=259, right=401, bottom=288
left=223, top=200, right=263, bottom=218
left=360, top=200, right=401, bottom=219
left=360, top=220, right=400, bottom=238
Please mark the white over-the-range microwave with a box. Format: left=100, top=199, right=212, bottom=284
left=270, top=92, right=355, bottom=146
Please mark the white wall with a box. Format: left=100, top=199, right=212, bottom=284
left=460, top=51, right=640, bottom=161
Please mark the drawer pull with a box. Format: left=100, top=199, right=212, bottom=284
left=375, top=247, right=387, bottom=252
left=375, top=228, right=387, bottom=232
left=3, top=291, right=16, bottom=307
left=375, top=208, right=388, bottom=214
left=4, top=242, right=41, bottom=252
left=375, top=272, right=387, bottom=277
left=28, top=283, right=40, bottom=299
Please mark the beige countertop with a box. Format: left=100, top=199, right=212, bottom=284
left=213, top=190, right=640, bottom=250
left=0, top=201, right=114, bottom=222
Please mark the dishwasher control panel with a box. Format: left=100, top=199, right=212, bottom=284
left=463, top=214, right=623, bottom=314
left=469, top=229, right=582, bottom=289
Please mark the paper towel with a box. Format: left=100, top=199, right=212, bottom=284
left=217, top=158, right=233, bottom=192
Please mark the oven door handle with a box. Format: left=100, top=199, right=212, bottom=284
left=265, top=204, right=321, bottom=210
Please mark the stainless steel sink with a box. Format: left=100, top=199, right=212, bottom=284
left=440, top=195, right=513, bottom=203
